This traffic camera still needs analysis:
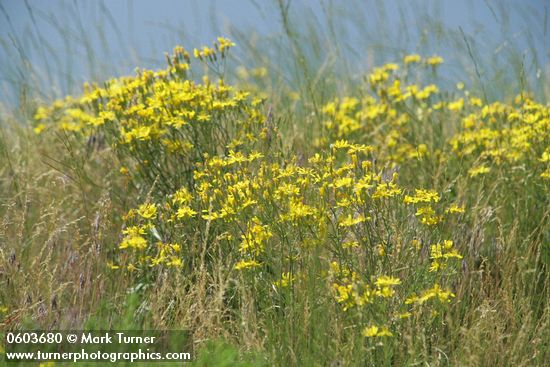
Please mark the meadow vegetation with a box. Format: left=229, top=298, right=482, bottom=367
left=0, top=1, right=549, bottom=366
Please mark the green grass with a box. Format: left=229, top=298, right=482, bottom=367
left=1, top=1, right=549, bottom=366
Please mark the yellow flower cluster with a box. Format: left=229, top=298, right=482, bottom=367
left=320, top=56, right=445, bottom=163
left=429, top=240, right=463, bottom=272
left=33, top=39, right=267, bottom=193
left=239, top=217, right=273, bottom=256
left=114, top=131, right=462, bottom=338
left=273, top=272, right=295, bottom=288
left=362, top=325, right=393, bottom=338
left=320, top=56, right=549, bottom=186
left=193, top=37, right=235, bottom=60
left=450, top=97, right=550, bottom=179
left=34, top=46, right=477, bottom=342
left=405, top=284, right=455, bottom=305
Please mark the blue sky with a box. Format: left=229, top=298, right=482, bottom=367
left=1, top=0, right=548, bottom=102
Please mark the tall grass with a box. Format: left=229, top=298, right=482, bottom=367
left=1, top=1, right=549, bottom=366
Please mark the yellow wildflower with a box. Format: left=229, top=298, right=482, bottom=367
left=234, top=259, right=262, bottom=270
left=137, top=203, right=157, bottom=219
left=404, top=54, right=421, bottom=64
left=33, top=123, right=46, bottom=134
left=446, top=204, right=465, bottom=214
left=426, top=55, right=444, bottom=66
left=362, top=325, right=393, bottom=337
left=176, top=206, right=197, bottom=219
left=273, top=272, right=295, bottom=288
left=468, top=165, right=491, bottom=177
left=375, top=275, right=401, bottom=287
